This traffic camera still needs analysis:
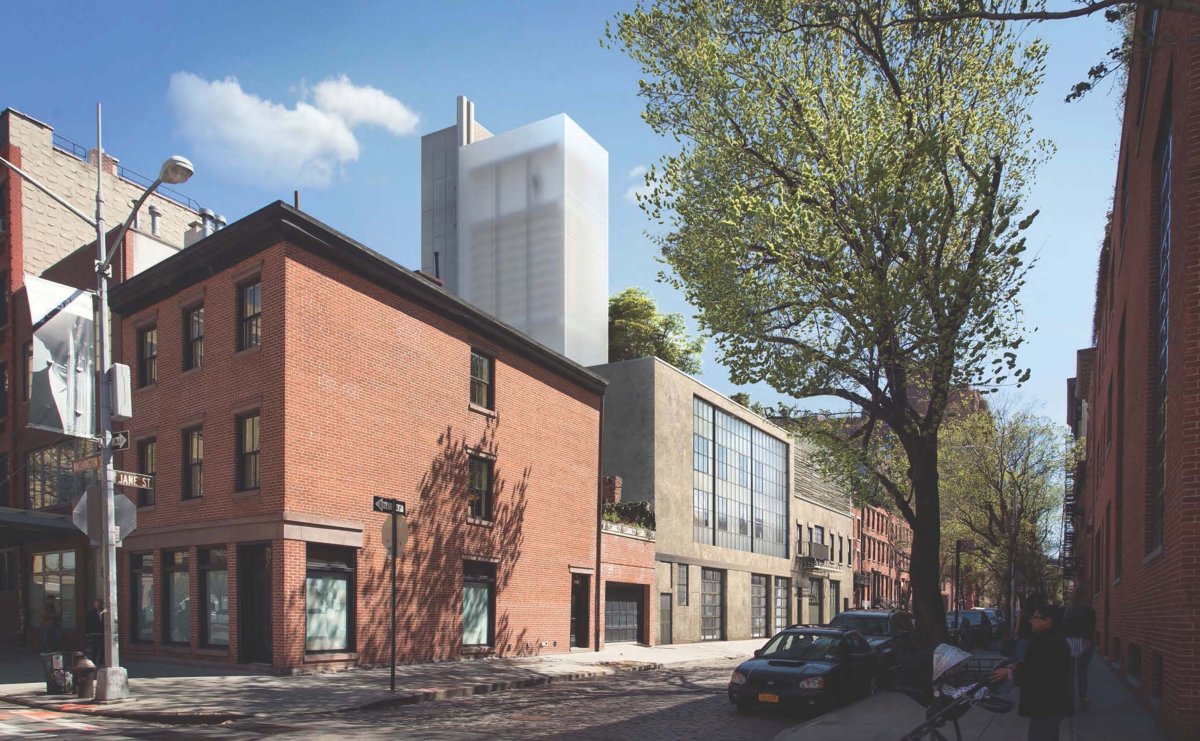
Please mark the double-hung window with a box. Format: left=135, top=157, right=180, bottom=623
left=137, top=439, right=156, bottom=507
left=470, top=350, right=494, bottom=409
left=468, top=457, right=493, bottom=520
left=238, top=281, right=261, bottom=351
left=184, top=306, right=204, bottom=370
left=236, top=413, right=260, bottom=491
left=183, top=427, right=203, bottom=499
left=138, top=327, right=157, bottom=386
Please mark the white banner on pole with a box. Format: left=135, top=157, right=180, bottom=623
left=25, top=274, right=95, bottom=439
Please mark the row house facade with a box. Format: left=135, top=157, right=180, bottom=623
left=853, top=505, right=911, bottom=611
left=1068, top=6, right=1200, bottom=738
left=791, top=440, right=855, bottom=625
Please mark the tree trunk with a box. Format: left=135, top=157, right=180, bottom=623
left=908, top=441, right=949, bottom=650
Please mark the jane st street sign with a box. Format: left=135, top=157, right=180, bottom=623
left=114, top=470, right=154, bottom=489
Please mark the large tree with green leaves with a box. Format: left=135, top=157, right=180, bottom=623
left=611, top=0, right=1047, bottom=647
left=609, top=286, right=704, bottom=373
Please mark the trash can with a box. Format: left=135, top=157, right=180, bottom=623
left=73, top=654, right=97, bottom=699
left=39, top=652, right=74, bottom=695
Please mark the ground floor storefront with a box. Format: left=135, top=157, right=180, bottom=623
left=653, top=558, right=794, bottom=645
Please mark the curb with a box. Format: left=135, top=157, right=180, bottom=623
left=0, top=661, right=664, bottom=726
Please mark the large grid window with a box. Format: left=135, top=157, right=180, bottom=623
left=773, top=577, right=791, bottom=632
left=138, top=327, right=157, bottom=386
left=470, top=350, right=494, bottom=409
left=137, top=439, right=156, bottom=507
left=238, top=281, right=262, bottom=351
left=163, top=550, right=189, bottom=644
left=131, top=553, right=154, bottom=642
left=199, top=548, right=228, bottom=647
left=701, top=568, right=724, bottom=641
left=27, top=440, right=98, bottom=509
left=1149, top=127, right=1171, bottom=553
left=237, top=413, right=260, bottom=491
left=750, top=574, right=769, bottom=638
left=468, top=456, right=493, bottom=520
left=306, top=544, right=355, bottom=653
left=692, top=397, right=788, bottom=556
left=184, top=306, right=204, bottom=370
left=183, top=427, right=203, bottom=499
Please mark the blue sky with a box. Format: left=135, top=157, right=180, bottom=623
left=2, top=1, right=1121, bottom=424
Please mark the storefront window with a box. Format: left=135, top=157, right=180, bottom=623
left=131, top=553, right=154, bottom=642
left=164, top=550, right=189, bottom=644
left=462, top=561, right=496, bottom=647
left=199, top=548, right=228, bottom=647
left=30, top=550, right=76, bottom=629
left=305, top=544, right=354, bottom=653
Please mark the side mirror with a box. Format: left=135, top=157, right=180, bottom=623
left=753, top=649, right=764, bottom=658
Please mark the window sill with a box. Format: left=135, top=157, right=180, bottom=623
left=181, top=366, right=202, bottom=377
left=161, top=643, right=191, bottom=652
left=196, top=646, right=229, bottom=655
left=181, top=496, right=204, bottom=505
left=136, top=382, right=157, bottom=391
left=137, top=503, right=156, bottom=512
left=234, top=344, right=262, bottom=358
left=467, top=517, right=494, bottom=528
left=304, top=652, right=358, bottom=663
left=232, top=488, right=260, bottom=500
left=461, top=646, right=494, bottom=656
left=1142, top=545, right=1164, bottom=566
left=468, top=403, right=497, bottom=419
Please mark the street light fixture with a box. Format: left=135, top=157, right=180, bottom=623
left=0, top=104, right=192, bottom=701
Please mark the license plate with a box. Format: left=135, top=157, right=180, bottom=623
left=757, top=693, right=779, bottom=703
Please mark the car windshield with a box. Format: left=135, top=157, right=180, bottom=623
left=829, top=615, right=890, bottom=635
left=759, top=632, right=845, bottom=662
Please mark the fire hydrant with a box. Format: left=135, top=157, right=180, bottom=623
left=73, top=655, right=97, bottom=699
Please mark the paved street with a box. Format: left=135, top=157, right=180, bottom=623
left=0, top=658, right=798, bottom=740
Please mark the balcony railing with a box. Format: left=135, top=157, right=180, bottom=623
left=800, top=540, right=831, bottom=561
left=52, top=133, right=201, bottom=212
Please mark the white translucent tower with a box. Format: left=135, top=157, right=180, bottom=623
left=421, top=97, right=608, bottom=367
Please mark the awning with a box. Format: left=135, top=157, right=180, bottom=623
left=0, top=506, right=80, bottom=544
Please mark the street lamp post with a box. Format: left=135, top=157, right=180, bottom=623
left=1, top=104, right=191, bottom=701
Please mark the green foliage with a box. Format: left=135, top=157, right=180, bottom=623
left=609, top=287, right=704, bottom=374
left=603, top=500, right=657, bottom=530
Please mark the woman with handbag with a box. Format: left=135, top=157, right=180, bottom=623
left=990, top=605, right=1074, bottom=741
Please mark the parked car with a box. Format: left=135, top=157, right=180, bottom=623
left=971, top=607, right=1006, bottom=638
left=948, top=610, right=993, bottom=647
left=827, top=609, right=916, bottom=679
left=728, top=626, right=880, bottom=715
left=944, top=613, right=976, bottom=648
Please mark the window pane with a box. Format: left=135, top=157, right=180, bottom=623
left=462, top=582, right=491, bottom=645
left=305, top=574, right=349, bottom=651
left=136, top=573, right=154, bottom=642
left=203, top=569, right=229, bottom=646
left=167, top=572, right=189, bottom=643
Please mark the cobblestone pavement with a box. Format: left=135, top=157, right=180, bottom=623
left=264, top=658, right=800, bottom=740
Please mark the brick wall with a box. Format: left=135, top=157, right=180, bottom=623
left=600, top=527, right=657, bottom=648
left=1076, top=8, right=1200, bottom=738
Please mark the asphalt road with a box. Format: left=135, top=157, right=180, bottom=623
left=0, top=658, right=808, bottom=740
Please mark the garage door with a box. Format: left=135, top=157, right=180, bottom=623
left=605, top=584, right=644, bottom=643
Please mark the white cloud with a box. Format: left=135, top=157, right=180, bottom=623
left=167, top=72, right=418, bottom=188
left=625, top=163, right=652, bottom=204
left=312, top=75, right=419, bottom=136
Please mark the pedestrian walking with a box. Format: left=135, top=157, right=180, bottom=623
left=990, top=604, right=1073, bottom=741
left=40, top=595, right=61, bottom=652
left=1063, top=592, right=1097, bottom=709
left=85, top=599, right=105, bottom=663
left=1013, top=593, right=1045, bottom=662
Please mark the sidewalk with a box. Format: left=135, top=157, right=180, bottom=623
left=773, top=655, right=1168, bottom=741
left=0, top=639, right=763, bottom=725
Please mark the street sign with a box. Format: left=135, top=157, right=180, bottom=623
left=72, top=488, right=137, bottom=546
left=381, top=516, right=410, bottom=558
left=373, top=496, right=406, bottom=515
left=110, top=431, right=130, bottom=451
left=114, top=470, right=154, bottom=489
left=72, top=455, right=103, bottom=474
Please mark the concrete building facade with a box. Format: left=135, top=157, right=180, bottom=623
left=420, top=97, right=608, bottom=367
left=1069, top=8, right=1200, bottom=736
left=592, top=357, right=795, bottom=645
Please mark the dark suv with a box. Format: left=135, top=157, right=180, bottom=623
left=827, top=610, right=915, bottom=681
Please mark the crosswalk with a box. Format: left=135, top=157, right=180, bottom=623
left=0, top=707, right=102, bottom=737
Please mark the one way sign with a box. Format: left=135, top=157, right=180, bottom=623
left=110, top=431, right=130, bottom=452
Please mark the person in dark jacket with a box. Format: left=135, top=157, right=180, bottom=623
left=85, top=599, right=105, bottom=662
left=991, top=604, right=1073, bottom=741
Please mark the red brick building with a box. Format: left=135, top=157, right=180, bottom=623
left=98, top=201, right=609, bottom=671
left=852, top=505, right=911, bottom=610
left=1069, top=6, right=1200, bottom=737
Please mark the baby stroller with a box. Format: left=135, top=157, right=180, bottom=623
left=892, top=644, right=1014, bottom=741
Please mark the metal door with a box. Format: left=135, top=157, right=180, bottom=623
left=605, top=584, right=642, bottom=643
left=659, top=593, right=672, bottom=645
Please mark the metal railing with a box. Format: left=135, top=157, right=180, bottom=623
left=800, top=540, right=831, bottom=561
left=52, top=133, right=201, bottom=212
